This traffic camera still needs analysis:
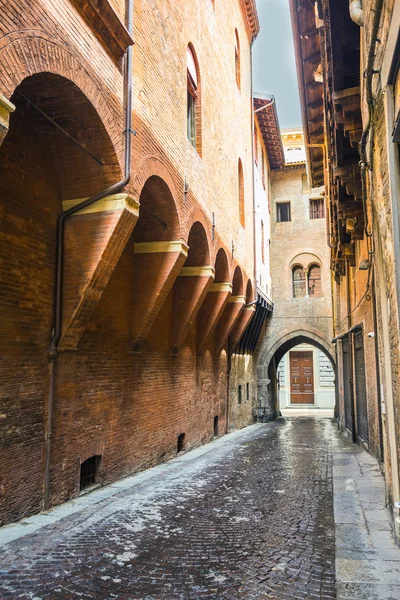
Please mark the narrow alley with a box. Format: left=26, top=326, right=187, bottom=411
left=0, top=417, right=339, bottom=599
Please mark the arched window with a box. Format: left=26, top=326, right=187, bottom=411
left=238, top=158, right=244, bottom=227
left=235, top=29, right=240, bottom=89
left=292, top=266, right=306, bottom=298
left=261, top=220, right=265, bottom=263
left=308, top=264, right=322, bottom=296
left=187, top=45, right=201, bottom=153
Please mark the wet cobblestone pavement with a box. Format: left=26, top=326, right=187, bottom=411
left=0, top=417, right=336, bottom=599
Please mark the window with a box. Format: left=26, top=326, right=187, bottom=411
left=261, top=220, right=265, bottom=264
left=310, top=198, right=325, bottom=219
left=277, top=202, right=291, bottom=222
left=238, top=384, right=242, bottom=405
left=308, top=264, right=322, bottom=296
left=246, top=382, right=250, bottom=402
left=254, top=128, right=258, bottom=164
left=238, top=158, right=245, bottom=227
left=292, top=266, right=306, bottom=298
left=80, top=455, right=101, bottom=491
left=177, top=433, right=185, bottom=453
left=235, top=29, right=240, bottom=89
left=187, top=45, right=201, bottom=153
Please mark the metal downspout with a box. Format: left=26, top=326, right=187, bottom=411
left=43, top=0, right=135, bottom=510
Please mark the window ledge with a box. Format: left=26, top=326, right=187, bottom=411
left=70, top=0, right=133, bottom=61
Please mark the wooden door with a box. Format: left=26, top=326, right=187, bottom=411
left=290, top=351, right=314, bottom=404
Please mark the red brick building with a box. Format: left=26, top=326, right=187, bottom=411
left=0, top=0, right=259, bottom=525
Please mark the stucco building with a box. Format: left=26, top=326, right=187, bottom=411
left=0, top=0, right=259, bottom=525
left=255, top=129, right=334, bottom=419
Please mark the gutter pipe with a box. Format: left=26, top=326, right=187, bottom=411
left=349, top=0, right=364, bottom=27
left=43, top=0, right=134, bottom=509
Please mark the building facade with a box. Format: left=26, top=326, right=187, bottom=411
left=256, top=129, right=334, bottom=421
left=289, top=0, right=400, bottom=542
left=228, top=95, right=281, bottom=431
left=0, top=0, right=259, bottom=525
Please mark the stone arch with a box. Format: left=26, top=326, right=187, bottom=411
left=263, top=328, right=335, bottom=369
left=0, top=34, right=123, bottom=162
left=256, top=327, right=335, bottom=422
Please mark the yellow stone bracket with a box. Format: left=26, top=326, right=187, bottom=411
left=0, top=94, right=16, bottom=147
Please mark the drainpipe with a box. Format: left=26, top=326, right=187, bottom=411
left=43, top=0, right=135, bottom=510
left=250, top=43, right=257, bottom=299
left=349, top=0, right=364, bottom=27
left=372, top=270, right=384, bottom=464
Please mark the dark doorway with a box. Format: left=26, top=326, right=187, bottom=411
left=214, top=416, right=219, bottom=437
left=177, top=433, right=185, bottom=453
left=342, top=336, right=353, bottom=433
left=80, top=455, right=101, bottom=491
left=354, top=330, right=369, bottom=444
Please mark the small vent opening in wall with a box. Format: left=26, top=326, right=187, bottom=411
left=80, top=455, right=101, bottom=491
left=214, top=415, right=219, bottom=437
left=177, top=433, right=185, bottom=453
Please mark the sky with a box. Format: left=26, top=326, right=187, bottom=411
left=253, top=0, right=302, bottom=130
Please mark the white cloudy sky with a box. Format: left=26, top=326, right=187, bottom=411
left=253, top=0, right=302, bottom=129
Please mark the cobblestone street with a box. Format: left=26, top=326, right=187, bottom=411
left=0, top=418, right=336, bottom=599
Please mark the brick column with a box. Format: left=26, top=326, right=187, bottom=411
left=170, top=266, right=215, bottom=355
left=131, top=241, right=189, bottom=352
left=214, top=295, right=246, bottom=357
left=229, top=304, right=256, bottom=351
left=196, top=282, right=232, bottom=355
left=60, top=193, right=140, bottom=350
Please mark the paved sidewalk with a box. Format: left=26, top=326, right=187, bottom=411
left=332, top=426, right=400, bottom=600
left=0, top=417, right=336, bottom=599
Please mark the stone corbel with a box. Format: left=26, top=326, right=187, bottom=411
left=0, top=94, right=16, bottom=147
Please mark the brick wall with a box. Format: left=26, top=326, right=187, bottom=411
left=0, top=0, right=257, bottom=524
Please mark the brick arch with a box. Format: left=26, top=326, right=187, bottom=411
left=10, top=73, right=122, bottom=199
left=245, top=279, right=254, bottom=302
left=0, top=33, right=123, bottom=162
left=288, top=251, right=324, bottom=271
left=183, top=206, right=212, bottom=254
left=134, top=174, right=181, bottom=242
left=214, top=247, right=230, bottom=282
left=288, top=251, right=324, bottom=297
left=185, top=221, right=211, bottom=267
left=232, top=265, right=244, bottom=296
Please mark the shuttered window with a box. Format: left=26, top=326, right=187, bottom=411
left=354, top=330, right=369, bottom=444
left=310, top=198, right=325, bottom=219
